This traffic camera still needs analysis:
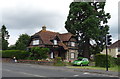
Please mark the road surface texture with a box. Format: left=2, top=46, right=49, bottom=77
left=2, top=62, right=119, bottom=79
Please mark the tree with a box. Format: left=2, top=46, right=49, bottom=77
left=65, top=2, right=111, bottom=58
left=1, top=25, right=10, bottom=50
left=30, top=47, right=50, bottom=60
left=8, top=45, right=16, bottom=50
left=15, top=34, right=30, bottom=50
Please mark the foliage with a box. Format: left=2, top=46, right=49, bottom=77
left=54, top=57, right=64, bottom=66
left=2, top=50, right=30, bottom=59
left=1, top=25, right=10, bottom=50
left=8, top=45, right=16, bottom=50
left=15, top=34, right=30, bottom=50
left=114, top=57, right=120, bottom=66
left=65, top=2, right=111, bottom=58
left=2, top=40, right=9, bottom=50
left=94, top=54, right=115, bottom=67
left=30, top=47, right=50, bottom=60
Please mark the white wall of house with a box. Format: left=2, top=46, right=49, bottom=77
left=101, top=47, right=120, bottom=58
left=66, top=50, right=78, bottom=62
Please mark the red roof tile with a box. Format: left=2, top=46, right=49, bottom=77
left=109, top=40, right=120, bottom=48
left=59, top=33, right=73, bottom=41
left=32, top=30, right=73, bottom=47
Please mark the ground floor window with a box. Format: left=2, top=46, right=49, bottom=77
left=50, top=52, right=54, bottom=58
left=70, top=53, right=75, bottom=59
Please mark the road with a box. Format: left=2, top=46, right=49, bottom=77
left=2, top=62, right=118, bottom=78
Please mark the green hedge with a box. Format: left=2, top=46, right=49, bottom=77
left=95, top=54, right=115, bottom=67
left=2, top=50, right=30, bottom=59
left=114, top=57, right=120, bottom=66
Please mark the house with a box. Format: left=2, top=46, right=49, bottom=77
left=101, top=40, right=120, bottom=58
left=28, top=26, right=78, bottom=61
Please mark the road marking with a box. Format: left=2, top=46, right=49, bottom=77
left=3, top=69, right=11, bottom=72
left=109, top=75, right=118, bottom=77
left=83, top=72, right=118, bottom=77
left=83, top=72, right=90, bottom=74
left=18, top=72, right=46, bottom=77
left=3, top=69, right=46, bottom=77
left=73, top=75, right=79, bottom=77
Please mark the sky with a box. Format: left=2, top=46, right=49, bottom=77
left=0, top=0, right=119, bottom=46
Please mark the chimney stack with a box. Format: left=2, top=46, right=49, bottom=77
left=42, top=25, right=46, bottom=31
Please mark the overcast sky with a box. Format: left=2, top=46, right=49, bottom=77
left=0, top=0, right=119, bottom=46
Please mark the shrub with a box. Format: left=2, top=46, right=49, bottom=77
left=54, top=57, right=64, bottom=66
left=114, top=57, right=120, bottom=66
left=2, top=50, right=30, bottom=59
left=30, top=47, right=50, bottom=60
left=95, top=54, right=115, bottom=67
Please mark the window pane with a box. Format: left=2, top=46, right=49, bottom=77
left=71, top=42, right=75, bottom=46
left=71, top=53, right=74, bottom=58
left=50, top=52, right=53, bottom=58
left=54, top=40, right=57, bottom=45
left=33, top=40, right=39, bottom=45
left=118, top=48, right=120, bottom=52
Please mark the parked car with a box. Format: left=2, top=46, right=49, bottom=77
left=72, top=57, right=89, bottom=66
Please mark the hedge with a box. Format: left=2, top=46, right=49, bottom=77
left=114, top=57, right=120, bottom=66
left=95, top=54, right=115, bottom=67
left=1, top=50, right=30, bottom=59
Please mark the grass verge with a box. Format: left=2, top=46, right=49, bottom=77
left=67, top=66, right=119, bottom=72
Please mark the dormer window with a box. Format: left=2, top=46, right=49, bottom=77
left=33, top=40, right=39, bottom=45
left=54, top=40, right=57, bottom=45
left=71, top=42, right=75, bottom=47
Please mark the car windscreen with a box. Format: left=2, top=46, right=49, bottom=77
left=78, top=59, right=82, bottom=61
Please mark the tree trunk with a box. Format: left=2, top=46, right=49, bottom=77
left=83, top=38, right=90, bottom=59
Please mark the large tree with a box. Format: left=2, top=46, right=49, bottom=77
left=15, top=34, right=30, bottom=50
left=65, top=2, right=111, bottom=58
left=1, top=25, right=10, bottom=50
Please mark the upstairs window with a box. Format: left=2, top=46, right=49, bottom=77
left=71, top=42, right=75, bottom=47
left=33, top=40, right=39, bottom=45
left=54, top=40, right=57, bottom=45
left=118, top=48, right=120, bottom=52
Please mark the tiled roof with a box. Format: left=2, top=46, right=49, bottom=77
left=109, top=40, right=120, bottom=48
left=58, top=42, right=68, bottom=50
left=39, top=30, right=58, bottom=45
left=59, top=33, right=73, bottom=41
left=32, top=29, right=73, bottom=50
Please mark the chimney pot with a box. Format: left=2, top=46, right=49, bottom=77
left=42, top=25, right=46, bottom=31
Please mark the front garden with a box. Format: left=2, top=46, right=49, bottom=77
left=1, top=47, right=120, bottom=71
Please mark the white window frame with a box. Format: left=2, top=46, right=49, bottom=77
left=50, top=52, right=54, bottom=58
left=33, top=40, right=39, bottom=45
left=54, top=40, right=57, bottom=45
left=71, top=42, right=75, bottom=47
left=71, top=53, right=75, bottom=59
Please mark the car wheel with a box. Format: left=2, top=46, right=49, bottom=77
left=80, top=63, right=83, bottom=66
left=87, top=64, right=89, bottom=66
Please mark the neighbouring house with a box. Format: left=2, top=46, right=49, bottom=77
left=101, top=40, right=120, bottom=58
left=28, top=26, right=78, bottom=61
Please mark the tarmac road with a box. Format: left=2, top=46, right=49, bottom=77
left=2, top=62, right=119, bottom=78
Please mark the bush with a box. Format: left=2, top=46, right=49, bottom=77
left=29, top=47, right=50, bottom=60
left=114, top=57, right=120, bottom=66
left=2, top=50, right=30, bottom=59
left=54, top=57, right=64, bottom=66
left=95, top=54, right=115, bottom=67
